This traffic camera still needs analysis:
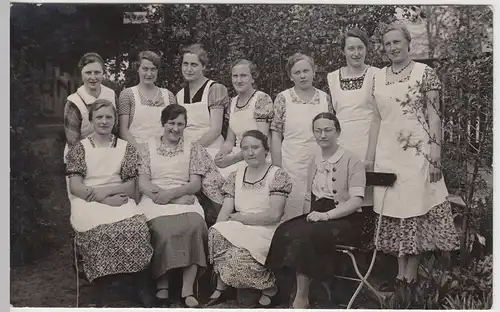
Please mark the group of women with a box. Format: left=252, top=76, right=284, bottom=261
left=63, top=23, right=459, bottom=309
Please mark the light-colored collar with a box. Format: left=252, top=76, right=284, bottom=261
left=315, top=146, right=345, bottom=165
left=76, top=85, right=99, bottom=104
left=76, top=85, right=113, bottom=105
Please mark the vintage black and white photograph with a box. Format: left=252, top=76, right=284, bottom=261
left=10, top=2, right=493, bottom=309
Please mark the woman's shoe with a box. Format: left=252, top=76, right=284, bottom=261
left=155, top=288, right=170, bottom=307
left=181, top=294, right=201, bottom=308
left=257, top=293, right=279, bottom=308
left=205, top=288, right=230, bottom=307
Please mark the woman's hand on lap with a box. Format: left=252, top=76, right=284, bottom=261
left=306, top=211, right=329, bottom=222
left=228, top=212, right=244, bottom=222
left=153, top=189, right=175, bottom=205
left=87, top=188, right=108, bottom=202
left=170, top=195, right=196, bottom=205
left=104, top=193, right=129, bottom=207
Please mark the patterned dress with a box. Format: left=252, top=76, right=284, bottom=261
left=66, top=135, right=153, bottom=282
left=209, top=165, right=292, bottom=290
left=217, top=91, right=274, bottom=179
left=372, top=62, right=459, bottom=256
left=117, top=86, right=177, bottom=127
left=138, top=137, right=222, bottom=278
left=271, top=88, right=334, bottom=221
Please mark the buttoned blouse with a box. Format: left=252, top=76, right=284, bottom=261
left=309, top=147, right=366, bottom=206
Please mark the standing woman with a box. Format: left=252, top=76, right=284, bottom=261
left=64, top=52, right=116, bottom=160
left=270, top=53, right=334, bottom=221
left=176, top=44, right=229, bottom=158
left=327, top=28, right=379, bottom=206
left=215, top=59, right=274, bottom=178
left=118, top=51, right=177, bottom=147
left=368, top=23, right=459, bottom=287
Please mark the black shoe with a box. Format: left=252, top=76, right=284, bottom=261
left=205, top=288, right=230, bottom=307
left=155, top=288, right=171, bottom=307
left=181, top=294, right=201, bottom=308
left=257, top=293, right=279, bottom=308
left=137, top=287, right=156, bottom=308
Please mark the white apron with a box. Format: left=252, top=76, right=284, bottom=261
left=176, top=80, right=224, bottom=158
left=372, top=62, right=448, bottom=218
left=327, top=66, right=378, bottom=207
left=69, top=138, right=140, bottom=232
left=137, top=137, right=205, bottom=221
left=64, top=85, right=116, bottom=200
left=128, top=86, right=171, bottom=144
left=281, top=88, right=330, bottom=220
left=211, top=165, right=280, bottom=265
left=218, top=91, right=268, bottom=179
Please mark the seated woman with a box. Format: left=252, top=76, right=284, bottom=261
left=65, top=99, right=154, bottom=306
left=206, top=130, right=292, bottom=308
left=137, top=104, right=224, bottom=308
left=214, top=60, right=274, bottom=179
left=266, top=112, right=372, bottom=309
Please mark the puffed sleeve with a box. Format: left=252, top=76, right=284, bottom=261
left=189, top=143, right=211, bottom=175
left=269, top=168, right=293, bottom=197
left=348, top=156, right=366, bottom=198
left=63, top=101, right=83, bottom=146
left=270, top=92, right=286, bottom=134
left=167, top=89, right=178, bottom=105
left=326, top=93, right=335, bottom=114
left=138, top=142, right=151, bottom=176
left=189, top=143, right=226, bottom=205
left=422, top=66, right=442, bottom=92
left=117, top=88, right=134, bottom=116
left=207, top=83, right=230, bottom=110
left=221, top=171, right=237, bottom=198
left=254, top=92, right=274, bottom=122
left=120, top=143, right=140, bottom=182
left=66, top=141, right=86, bottom=177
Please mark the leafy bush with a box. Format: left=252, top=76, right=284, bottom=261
left=382, top=253, right=492, bottom=309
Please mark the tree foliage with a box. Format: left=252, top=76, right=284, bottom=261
left=10, top=4, right=493, bottom=269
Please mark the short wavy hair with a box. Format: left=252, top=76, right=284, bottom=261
left=232, top=59, right=259, bottom=80
left=341, top=28, right=370, bottom=50
left=182, top=43, right=209, bottom=67
left=77, top=52, right=105, bottom=72
left=135, top=50, right=162, bottom=70
left=160, top=104, right=188, bottom=127
left=286, top=52, right=315, bottom=78
left=380, top=23, right=412, bottom=52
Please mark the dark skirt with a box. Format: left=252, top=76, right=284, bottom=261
left=148, top=213, right=208, bottom=279
left=265, top=197, right=375, bottom=280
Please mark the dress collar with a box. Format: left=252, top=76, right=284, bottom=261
left=315, top=146, right=345, bottom=165
left=76, top=85, right=99, bottom=105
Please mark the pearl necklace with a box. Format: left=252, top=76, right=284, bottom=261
left=391, top=61, right=413, bottom=75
